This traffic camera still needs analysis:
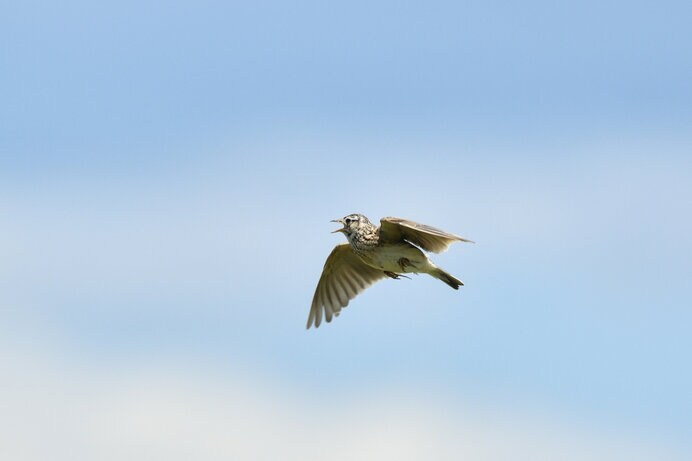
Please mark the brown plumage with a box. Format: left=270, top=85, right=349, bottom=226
left=307, top=214, right=473, bottom=329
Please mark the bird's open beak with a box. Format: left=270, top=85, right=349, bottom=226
left=330, top=219, right=346, bottom=233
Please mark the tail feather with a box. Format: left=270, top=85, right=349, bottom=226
left=430, top=267, right=464, bottom=290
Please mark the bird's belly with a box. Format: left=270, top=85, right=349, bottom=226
left=358, top=244, right=428, bottom=273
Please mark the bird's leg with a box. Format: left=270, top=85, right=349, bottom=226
left=384, top=271, right=410, bottom=280
left=397, top=257, right=413, bottom=271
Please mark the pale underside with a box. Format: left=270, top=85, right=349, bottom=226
left=356, top=242, right=430, bottom=273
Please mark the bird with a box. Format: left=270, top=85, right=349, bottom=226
left=307, top=214, right=473, bottom=329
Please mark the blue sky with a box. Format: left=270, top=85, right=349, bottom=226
left=2, top=1, right=691, bottom=459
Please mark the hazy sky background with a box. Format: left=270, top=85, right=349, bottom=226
left=2, top=1, right=691, bottom=459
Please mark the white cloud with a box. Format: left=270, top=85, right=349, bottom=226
left=1, top=136, right=690, bottom=461
left=1, top=342, right=687, bottom=461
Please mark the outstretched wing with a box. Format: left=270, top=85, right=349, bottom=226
left=379, top=217, right=474, bottom=253
left=307, top=244, right=387, bottom=329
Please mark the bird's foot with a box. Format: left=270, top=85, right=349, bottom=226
left=397, top=257, right=413, bottom=271
left=384, top=271, right=410, bottom=280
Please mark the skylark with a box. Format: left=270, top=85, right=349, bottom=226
left=307, top=214, right=473, bottom=328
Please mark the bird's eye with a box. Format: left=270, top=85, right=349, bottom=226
left=345, top=218, right=352, bottom=224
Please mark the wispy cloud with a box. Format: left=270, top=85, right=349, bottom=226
left=1, top=135, right=690, bottom=458
left=2, top=340, right=688, bottom=461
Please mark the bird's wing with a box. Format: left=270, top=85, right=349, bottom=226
left=379, top=217, right=474, bottom=253
left=307, top=244, right=388, bottom=329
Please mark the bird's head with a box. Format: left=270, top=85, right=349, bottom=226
left=331, top=213, right=371, bottom=236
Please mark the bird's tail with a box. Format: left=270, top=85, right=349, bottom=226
left=429, top=267, right=464, bottom=290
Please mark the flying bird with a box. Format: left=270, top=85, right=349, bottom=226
left=307, top=214, right=473, bottom=329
